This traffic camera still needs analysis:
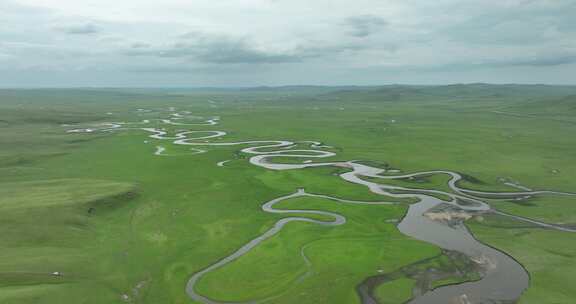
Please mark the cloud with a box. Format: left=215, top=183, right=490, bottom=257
left=438, top=0, right=576, bottom=45
left=125, top=65, right=198, bottom=74
left=343, top=14, right=388, bottom=37
left=2, top=0, right=576, bottom=85
left=507, top=54, right=576, bottom=67
left=125, top=32, right=302, bottom=64
left=123, top=29, right=395, bottom=66
left=55, top=23, right=100, bottom=35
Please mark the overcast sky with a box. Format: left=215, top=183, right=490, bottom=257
left=1, top=0, right=575, bottom=87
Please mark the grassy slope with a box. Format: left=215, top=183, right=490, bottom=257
left=195, top=196, right=437, bottom=303
left=0, top=87, right=575, bottom=303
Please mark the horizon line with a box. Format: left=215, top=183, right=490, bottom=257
left=2, top=82, right=576, bottom=90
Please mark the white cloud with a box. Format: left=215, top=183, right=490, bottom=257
left=1, top=0, right=575, bottom=86
left=54, top=23, right=101, bottom=35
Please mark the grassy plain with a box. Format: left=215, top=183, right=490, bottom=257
left=1, top=85, right=575, bottom=303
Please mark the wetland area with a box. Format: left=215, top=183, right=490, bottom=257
left=1, top=85, right=576, bottom=304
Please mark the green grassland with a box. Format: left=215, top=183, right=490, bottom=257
left=1, top=85, right=575, bottom=303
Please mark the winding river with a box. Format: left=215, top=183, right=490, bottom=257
left=66, top=108, right=576, bottom=304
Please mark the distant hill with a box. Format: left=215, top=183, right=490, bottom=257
left=3, top=84, right=576, bottom=103
left=313, top=84, right=576, bottom=102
